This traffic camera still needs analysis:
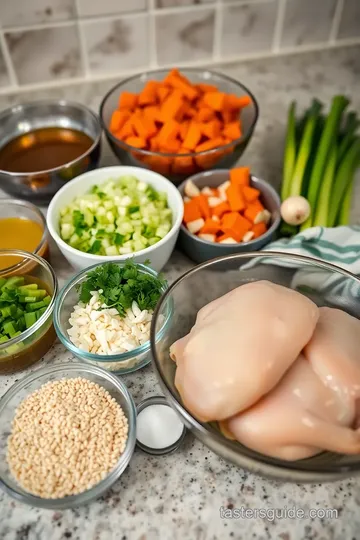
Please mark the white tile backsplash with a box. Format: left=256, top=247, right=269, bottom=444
left=5, top=25, right=82, bottom=85
left=280, top=0, right=337, bottom=48
left=221, top=1, right=279, bottom=57
left=77, top=0, right=147, bottom=17
left=83, top=16, right=149, bottom=75
left=0, top=0, right=358, bottom=91
left=0, top=0, right=75, bottom=28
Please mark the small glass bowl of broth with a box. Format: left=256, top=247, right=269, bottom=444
left=0, top=199, right=49, bottom=270
left=0, top=250, right=58, bottom=373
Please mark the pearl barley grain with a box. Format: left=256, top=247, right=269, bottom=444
left=7, top=378, right=128, bottom=499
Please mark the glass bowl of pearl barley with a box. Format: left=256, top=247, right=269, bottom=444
left=0, top=363, right=136, bottom=509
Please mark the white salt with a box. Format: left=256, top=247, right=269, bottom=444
left=136, top=404, right=184, bottom=449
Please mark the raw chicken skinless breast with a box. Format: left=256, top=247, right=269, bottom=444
left=171, top=281, right=319, bottom=422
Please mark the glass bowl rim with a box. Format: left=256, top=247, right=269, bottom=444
left=0, top=99, right=102, bottom=176
left=0, top=198, right=48, bottom=256
left=0, top=249, right=58, bottom=352
left=54, top=260, right=171, bottom=363
left=150, top=250, right=360, bottom=477
left=99, top=68, right=259, bottom=159
left=0, top=362, right=137, bottom=508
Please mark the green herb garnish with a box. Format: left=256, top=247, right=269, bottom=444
left=78, top=260, right=166, bottom=317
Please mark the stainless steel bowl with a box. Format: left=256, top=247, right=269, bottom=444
left=0, top=100, right=102, bottom=203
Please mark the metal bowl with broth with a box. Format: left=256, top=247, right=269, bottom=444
left=0, top=100, right=102, bottom=202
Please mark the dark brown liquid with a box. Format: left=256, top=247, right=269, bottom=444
left=0, top=127, right=94, bottom=173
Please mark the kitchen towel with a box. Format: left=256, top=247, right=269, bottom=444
left=242, top=225, right=360, bottom=304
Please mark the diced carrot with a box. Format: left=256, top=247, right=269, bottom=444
left=149, top=136, right=159, bottom=152
left=200, top=218, right=222, bottom=235
left=203, top=92, right=226, bottom=112
left=222, top=212, right=251, bottom=242
left=195, top=107, right=215, bottom=122
left=251, top=222, right=267, bottom=238
left=229, top=167, right=250, bottom=187
left=160, top=89, right=184, bottom=120
left=226, top=184, right=246, bottom=212
left=216, top=233, right=232, bottom=243
left=223, top=121, right=242, bottom=141
left=157, top=119, right=180, bottom=146
left=179, top=121, right=190, bottom=141
left=125, top=136, right=147, bottom=149
left=195, top=137, right=225, bottom=153
left=200, top=118, right=222, bottom=139
left=196, top=83, right=218, bottom=94
left=144, top=155, right=172, bottom=175
left=132, top=113, right=157, bottom=140
left=242, top=185, right=260, bottom=202
left=109, top=110, right=130, bottom=133
left=193, top=194, right=211, bottom=219
left=183, top=122, right=202, bottom=151
left=157, top=86, right=170, bottom=103
left=183, top=199, right=202, bottom=223
left=159, top=138, right=181, bottom=153
left=172, top=154, right=194, bottom=175
left=118, top=91, right=138, bottom=110
left=138, top=81, right=158, bottom=106
left=244, top=202, right=264, bottom=222
left=165, top=70, right=199, bottom=101
left=226, top=94, right=252, bottom=109
left=118, top=118, right=135, bottom=139
left=212, top=201, right=230, bottom=218
left=143, top=105, right=163, bottom=123
left=221, top=109, right=238, bottom=124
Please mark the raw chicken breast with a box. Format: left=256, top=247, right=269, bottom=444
left=173, top=281, right=319, bottom=421
left=304, top=307, right=360, bottom=409
left=223, top=355, right=360, bottom=460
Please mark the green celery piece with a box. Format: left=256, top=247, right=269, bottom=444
left=26, top=301, right=46, bottom=312
left=42, top=295, right=51, bottom=306
left=6, top=341, right=24, bottom=355
left=24, top=311, right=37, bottom=329
left=17, top=316, right=26, bottom=331
left=20, top=296, right=37, bottom=303
left=3, top=321, right=18, bottom=337
left=0, top=305, right=16, bottom=319
left=313, top=148, right=337, bottom=227
left=328, top=139, right=360, bottom=227
left=0, top=278, right=6, bottom=289
left=2, top=276, right=25, bottom=289
left=0, top=335, right=9, bottom=344
left=18, top=283, right=38, bottom=292
left=25, top=289, right=47, bottom=299
left=337, top=181, right=353, bottom=226
left=289, top=100, right=323, bottom=197
left=281, top=102, right=297, bottom=201
left=35, top=307, right=47, bottom=320
left=301, top=96, right=349, bottom=230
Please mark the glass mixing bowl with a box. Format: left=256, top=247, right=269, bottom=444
left=0, top=363, right=137, bottom=509
left=150, top=252, right=360, bottom=483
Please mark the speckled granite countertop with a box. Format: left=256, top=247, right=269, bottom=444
left=1, top=46, right=360, bottom=540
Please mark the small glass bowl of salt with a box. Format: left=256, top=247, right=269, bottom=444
left=136, top=396, right=186, bottom=455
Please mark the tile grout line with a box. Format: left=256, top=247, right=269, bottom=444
left=148, top=0, right=158, bottom=69
left=329, top=0, right=345, bottom=44
left=0, top=37, right=360, bottom=96
left=73, top=0, right=90, bottom=79
left=0, top=31, right=18, bottom=87
left=213, top=0, right=223, bottom=62
left=272, top=0, right=287, bottom=53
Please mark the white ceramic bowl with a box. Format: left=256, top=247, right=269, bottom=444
left=47, top=166, right=184, bottom=272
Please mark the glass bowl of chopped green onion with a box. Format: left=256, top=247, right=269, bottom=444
left=54, top=260, right=172, bottom=374
left=0, top=249, right=57, bottom=373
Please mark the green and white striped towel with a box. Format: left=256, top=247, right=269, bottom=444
left=244, top=225, right=360, bottom=300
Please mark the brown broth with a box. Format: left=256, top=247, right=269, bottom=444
left=0, top=127, right=94, bottom=173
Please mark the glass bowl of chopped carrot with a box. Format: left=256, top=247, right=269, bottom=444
left=177, top=168, right=281, bottom=264
left=99, top=68, right=259, bottom=185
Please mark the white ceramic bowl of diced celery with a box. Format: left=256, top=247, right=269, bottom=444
left=47, top=166, right=184, bottom=272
